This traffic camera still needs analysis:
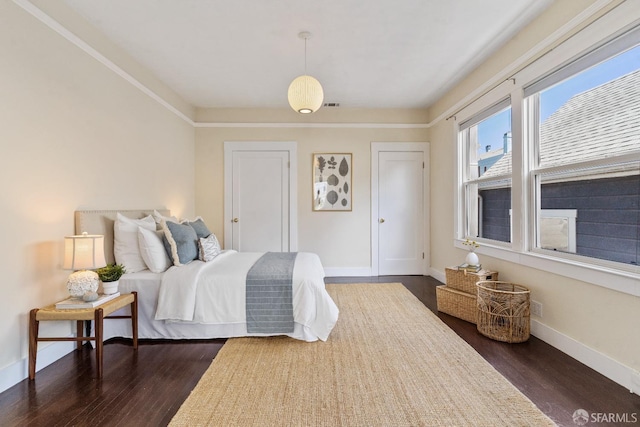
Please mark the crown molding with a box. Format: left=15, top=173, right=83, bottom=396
left=194, top=122, right=430, bottom=129
left=13, top=0, right=430, bottom=130
left=14, top=0, right=429, bottom=130
left=15, top=0, right=617, bottom=131
left=13, top=0, right=195, bottom=126
left=427, top=0, right=618, bottom=127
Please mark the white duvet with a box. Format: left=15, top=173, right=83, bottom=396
left=154, top=250, right=339, bottom=341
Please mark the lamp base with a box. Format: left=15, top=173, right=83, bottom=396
left=67, top=270, right=100, bottom=298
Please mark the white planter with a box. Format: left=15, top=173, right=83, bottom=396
left=465, top=251, right=480, bottom=267
left=102, top=280, right=119, bottom=295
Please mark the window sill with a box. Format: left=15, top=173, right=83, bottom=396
left=454, top=240, right=640, bottom=297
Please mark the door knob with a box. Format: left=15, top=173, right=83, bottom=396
left=233, top=218, right=239, bottom=223
left=379, top=218, right=385, bottom=223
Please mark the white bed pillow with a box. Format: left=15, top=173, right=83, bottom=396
left=137, top=227, right=172, bottom=273
left=153, top=209, right=178, bottom=226
left=114, top=213, right=156, bottom=273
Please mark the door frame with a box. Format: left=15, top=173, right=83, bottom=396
left=371, top=142, right=430, bottom=276
left=224, top=141, right=298, bottom=251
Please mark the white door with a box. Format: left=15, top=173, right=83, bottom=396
left=377, top=150, right=425, bottom=275
left=224, top=142, right=297, bottom=252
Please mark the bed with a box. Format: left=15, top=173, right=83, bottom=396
left=75, top=209, right=339, bottom=342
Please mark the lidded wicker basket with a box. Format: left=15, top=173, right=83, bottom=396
left=476, top=281, right=530, bottom=343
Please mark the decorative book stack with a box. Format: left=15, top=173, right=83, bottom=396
left=456, top=263, right=482, bottom=273
left=436, top=268, right=498, bottom=324
left=55, top=292, right=121, bottom=309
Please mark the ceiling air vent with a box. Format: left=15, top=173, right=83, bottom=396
left=323, top=102, right=340, bottom=108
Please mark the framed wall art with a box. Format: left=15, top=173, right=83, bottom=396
left=312, top=153, right=352, bottom=211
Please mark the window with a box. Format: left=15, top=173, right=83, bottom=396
left=459, top=100, right=512, bottom=243
left=526, top=29, right=640, bottom=267
left=455, top=16, right=640, bottom=293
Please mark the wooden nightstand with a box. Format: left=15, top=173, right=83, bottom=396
left=29, top=292, right=138, bottom=379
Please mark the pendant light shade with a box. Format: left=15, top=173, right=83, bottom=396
left=288, top=32, right=323, bottom=114
left=288, top=75, right=324, bottom=114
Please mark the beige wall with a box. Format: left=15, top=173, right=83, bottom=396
left=0, top=1, right=195, bottom=380
left=427, top=0, right=640, bottom=377
left=3, top=0, right=637, bottom=394
left=195, top=109, right=428, bottom=270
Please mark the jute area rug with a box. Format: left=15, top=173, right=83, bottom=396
left=170, top=283, right=555, bottom=426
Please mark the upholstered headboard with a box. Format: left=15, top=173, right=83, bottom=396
left=75, top=209, right=170, bottom=265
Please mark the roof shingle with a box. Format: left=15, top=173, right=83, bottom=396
left=481, top=69, right=640, bottom=179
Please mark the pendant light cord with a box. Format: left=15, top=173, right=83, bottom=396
left=304, top=36, right=308, bottom=76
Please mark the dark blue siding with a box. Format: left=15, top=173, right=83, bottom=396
left=479, top=175, right=639, bottom=265
left=479, top=188, right=511, bottom=242
left=540, top=175, right=640, bottom=265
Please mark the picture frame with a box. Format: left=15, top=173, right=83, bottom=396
left=312, top=153, right=352, bottom=211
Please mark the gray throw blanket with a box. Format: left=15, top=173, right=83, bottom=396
left=246, top=252, right=298, bottom=334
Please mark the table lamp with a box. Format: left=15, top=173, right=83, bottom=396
left=63, top=232, right=107, bottom=299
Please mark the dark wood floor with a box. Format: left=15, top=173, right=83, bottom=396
left=1, top=276, right=638, bottom=426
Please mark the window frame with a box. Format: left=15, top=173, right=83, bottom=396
left=458, top=98, right=513, bottom=245
left=454, top=14, right=640, bottom=297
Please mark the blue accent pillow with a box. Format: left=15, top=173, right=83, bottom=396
left=184, top=217, right=211, bottom=239
left=161, top=220, right=199, bottom=266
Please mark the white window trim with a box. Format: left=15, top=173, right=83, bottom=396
left=454, top=6, right=640, bottom=298
left=454, top=239, right=640, bottom=296
left=460, top=100, right=513, bottom=243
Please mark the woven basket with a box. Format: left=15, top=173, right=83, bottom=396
left=445, top=268, right=499, bottom=295
left=476, top=281, right=530, bottom=343
left=436, top=285, right=477, bottom=324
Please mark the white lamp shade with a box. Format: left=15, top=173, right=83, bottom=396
left=63, top=233, right=106, bottom=270
left=288, top=75, right=324, bottom=114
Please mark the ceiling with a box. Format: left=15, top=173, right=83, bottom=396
left=62, top=0, right=552, bottom=110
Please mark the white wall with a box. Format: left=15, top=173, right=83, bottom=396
left=0, top=1, right=195, bottom=391
left=427, top=0, right=640, bottom=392
left=194, top=108, right=428, bottom=273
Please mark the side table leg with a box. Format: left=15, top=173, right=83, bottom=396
left=131, top=291, right=138, bottom=350
left=28, top=309, right=39, bottom=380
left=95, top=308, right=104, bottom=378
left=76, top=320, right=84, bottom=350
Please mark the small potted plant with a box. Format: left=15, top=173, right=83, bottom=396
left=95, top=263, right=126, bottom=295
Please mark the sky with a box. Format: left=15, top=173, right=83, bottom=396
left=476, top=44, right=640, bottom=155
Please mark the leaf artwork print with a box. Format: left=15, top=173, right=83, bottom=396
left=327, top=156, right=337, bottom=169
left=327, top=190, right=339, bottom=206
left=317, top=156, right=326, bottom=182
left=339, top=157, right=349, bottom=177
left=313, top=153, right=351, bottom=211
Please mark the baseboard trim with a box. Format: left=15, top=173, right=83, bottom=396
left=324, top=267, right=373, bottom=277
left=429, top=267, right=446, bottom=284
left=531, top=319, right=638, bottom=395
left=0, top=340, right=75, bottom=394
left=430, top=266, right=637, bottom=395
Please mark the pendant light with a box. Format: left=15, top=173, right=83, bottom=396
left=288, top=31, right=324, bottom=114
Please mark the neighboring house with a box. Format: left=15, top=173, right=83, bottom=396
left=478, top=132, right=511, bottom=177
left=479, top=69, right=640, bottom=265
